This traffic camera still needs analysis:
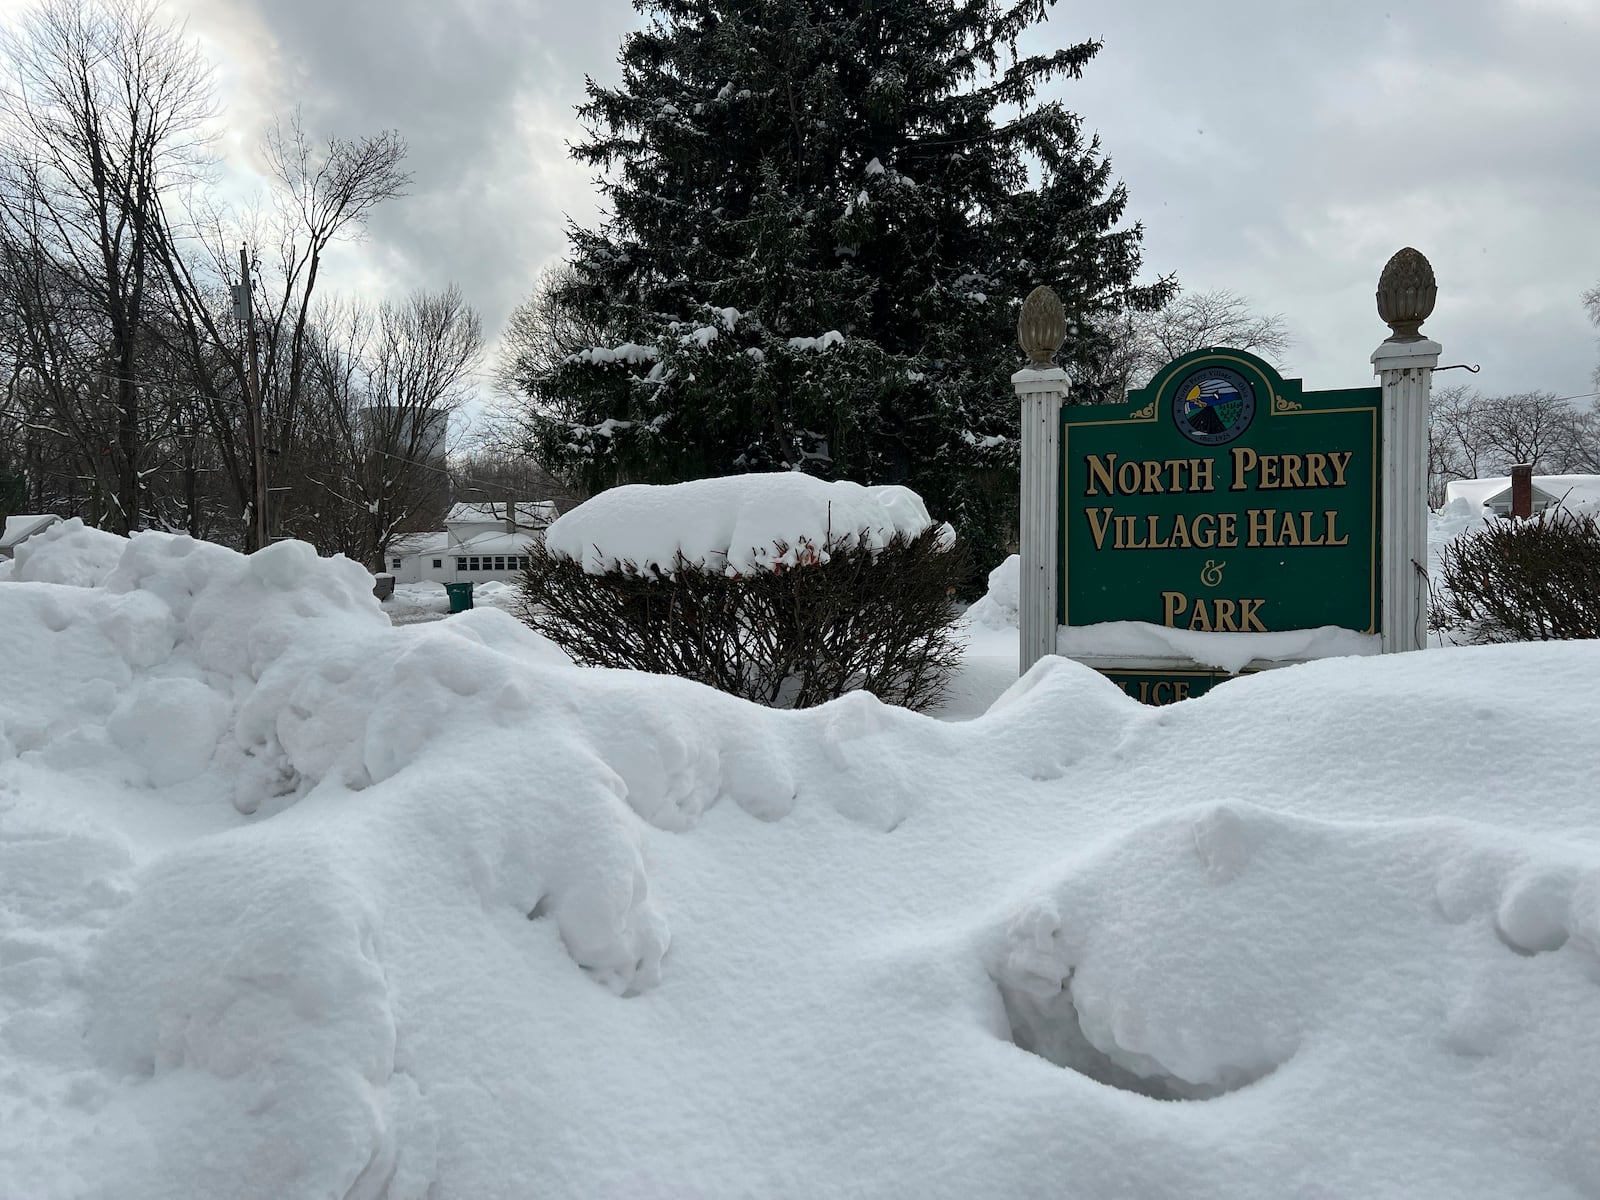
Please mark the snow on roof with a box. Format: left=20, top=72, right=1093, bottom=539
left=545, top=472, right=953, bottom=575
left=4, top=519, right=1600, bottom=1196
left=1443, top=473, right=1600, bottom=513
left=451, top=529, right=539, bottom=555
left=390, top=531, right=453, bottom=555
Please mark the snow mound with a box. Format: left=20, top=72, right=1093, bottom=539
left=995, top=801, right=1600, bottom=1111
left=4, top=522, right=1600, bottom=1197
left=965, top=553, right=1020, bottom=628
left=544, top=472, right=955, bottom=575
left=6, top=517, right=127, bottom=587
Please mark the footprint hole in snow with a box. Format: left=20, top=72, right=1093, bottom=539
left=994, top=973, right=1287, bottom=1102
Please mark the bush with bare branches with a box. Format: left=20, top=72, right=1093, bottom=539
left=1431, top=507, right=1600, bottom=643
left=518, top=528, right=969, bottom=710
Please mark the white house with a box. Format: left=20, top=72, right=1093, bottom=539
left=385, top=501, right=559, bottom=585
left=1443, top=474, right=1600, bottom=518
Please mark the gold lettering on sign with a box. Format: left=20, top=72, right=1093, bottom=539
left=1086, top=507, right=1114, bottom=550
left=1084, top=507, right=1349, bottom=552
left=1162, top=590, right=1187, bottom=627
left=1230, top=447, right=1257, bottom=492
left=1328, top=451, right=1352, bottom=487
left=1247, top=508, right=1275, bottom=547
left=1084, top=454, right=1220, bottom=496
left=1324, top=510, right=1349, bottom=546
left=1228, top=447, right=1356, bottom=492
left=1161, top=591, right=1268, bottom=632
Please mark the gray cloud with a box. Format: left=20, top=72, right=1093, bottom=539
left=186, top=0, right=1599, bottom=408
left=188, top=0, right=638, bottom=338
left=1046, top=0, right=1600, bottom=398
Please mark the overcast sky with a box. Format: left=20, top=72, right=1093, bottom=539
left=134, top=0, right=1600, bottom=414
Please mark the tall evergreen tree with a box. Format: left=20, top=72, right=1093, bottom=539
left=535, top=0, right=1173, bottom=569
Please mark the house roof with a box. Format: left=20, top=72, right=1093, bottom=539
left=390, top=531, right=453, bottom=555
left=1443, top=474, right=1600, bottom=513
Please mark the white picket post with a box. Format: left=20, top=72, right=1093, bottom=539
left=1013, top=365, right=1069, bottom=674
left=1372, top=247, right=1441, bottom=654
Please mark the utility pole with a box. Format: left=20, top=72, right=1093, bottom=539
left=233, top=246, right=269, bottom=549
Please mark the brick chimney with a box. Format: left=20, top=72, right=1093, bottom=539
left=1510, top=464, right=1533, bottom=519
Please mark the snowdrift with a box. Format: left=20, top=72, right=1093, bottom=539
left=2, top=524, right=1599, bottom=1199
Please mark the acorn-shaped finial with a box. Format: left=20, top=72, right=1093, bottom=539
left=1017, top=285, right=1067, bottom=366
left=1376, top=247, right=1437, bottom=342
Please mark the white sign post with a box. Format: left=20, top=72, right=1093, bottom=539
left=1014, top=365, right=1069, bottom=675
left=1372, top=247, right=1441, bottom=654
left=1013, top=286, right=1071, bottom=676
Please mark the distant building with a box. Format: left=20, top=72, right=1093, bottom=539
left=385, top=500, right=559, bottom=585
left=1443, top=474, right=1600, bottom=519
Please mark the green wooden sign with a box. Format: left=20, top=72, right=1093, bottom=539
left=1060, top=349, right=1381, bottom=634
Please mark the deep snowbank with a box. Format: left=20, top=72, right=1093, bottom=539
left=3, top=525, right=1599, bottom=1199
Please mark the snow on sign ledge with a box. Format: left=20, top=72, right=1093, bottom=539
left=1057, top=621, right=1380, bottom=675
left=545, top=472, right=956, bottom=576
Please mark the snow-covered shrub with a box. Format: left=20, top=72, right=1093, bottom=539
left=1432, top=506, right=1600, bottom=641
left=520, top=527, right=967, bottom=710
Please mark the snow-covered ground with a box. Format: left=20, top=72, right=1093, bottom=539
left=3, top=521, right=1599, bottom=1199
left=382, top=579, right=523, bottom=625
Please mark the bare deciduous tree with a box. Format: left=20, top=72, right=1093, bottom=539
left=449, top=449, right=585, bottom=514
left=1428, top=383, right=1480, bottom=505
left=1428, top=386, right=1600, bottom=505
left=151, top=113, right=410, bottom=547
left=1585, top=281, right=1600, bottom=388
left=289, top=286, right=482, bottom=569
left=491, top=261, right=614, bottom=405
left=262, top=112, right=410, bottom=436
left=0, top=0, right=213, bottom=531
left=1099, top=288, right=1292, bottom=399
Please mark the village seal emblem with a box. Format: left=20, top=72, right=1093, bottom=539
left=1171, top=365, right=1256, bottom=446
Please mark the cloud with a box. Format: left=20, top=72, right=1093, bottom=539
left=1033, top=0, right=1600, bottom=398
left=172, top=0, right=1600, bottom=406
left=183, top=0, right=638, bottom=338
